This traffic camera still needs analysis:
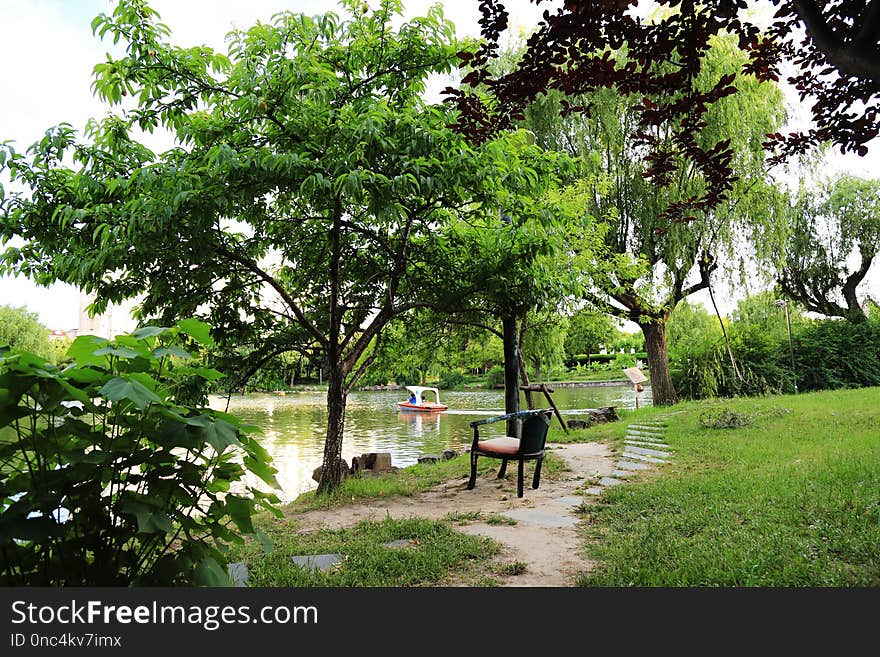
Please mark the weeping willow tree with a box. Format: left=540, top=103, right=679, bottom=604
left=777, top=175, right=880, bottom=324
left=516, top=34, right=785, bottom=405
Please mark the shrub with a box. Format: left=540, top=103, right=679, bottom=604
left=438, top=369, right=466, bottom=389
left=0, top=321, right=280, bottom=586
left=699, top=409, right=751, bottom=429
left=793, top=319, right=880, bottom=391
left=486, top=365, right=505, bottom=389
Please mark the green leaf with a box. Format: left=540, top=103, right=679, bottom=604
left=224, top=495, right=254, bottom=534
left=152, top=345, right=192, bottom=359
left=66, top=336, right=110, bottom=367
left=132, top=326, right=171, bottom=340
left=178, top=319, right=214, bottom=346
left=100, top=377, right=161, bottom=409
left=193, top=557, right=232, bottom=587
left=93, top=345, right=140, bottom=359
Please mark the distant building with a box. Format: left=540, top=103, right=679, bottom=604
left=78, top=292, right=138, bottom=340
left=48, top=328, right=77, bottom=341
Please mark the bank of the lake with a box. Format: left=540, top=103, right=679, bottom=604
left=230, top=386, right=880, bottom=587
left=211, top=384, right=647, bottom=501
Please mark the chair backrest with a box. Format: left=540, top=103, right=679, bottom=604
left=519, top=410, right=551, bottom=455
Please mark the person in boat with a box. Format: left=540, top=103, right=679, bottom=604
left=408, top=392, right=417, bottom=404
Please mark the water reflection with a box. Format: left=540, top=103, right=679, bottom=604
left=211, top=385, right=649, bottom=502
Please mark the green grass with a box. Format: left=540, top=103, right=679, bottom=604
left=227, top=516, right=499, bottom=586
left=496, top=561, right=528, bottom=576
left=578, top=387, right=880, bottom=587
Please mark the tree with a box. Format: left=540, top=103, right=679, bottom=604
left=447, top=1, right=880, bottom=207
left=513, top=37, right=784, bottom=404
left=563, top=308, right=616, bottom=359
left=0, top=1, right=568, bottom=493
left=667, top=299, right=722, bottom=364
left=0, top=305, right=52, bottom=360
left=777, top=175, right=880, bottom=323
left=520, top=310, right=568, bottom=382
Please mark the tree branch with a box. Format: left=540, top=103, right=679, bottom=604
left=794, top=0, right=880, bottom=80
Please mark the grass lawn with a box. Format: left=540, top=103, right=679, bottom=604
left=579, top=387, right=880, bottom=586
left=228, top=516, right=499, bottom=586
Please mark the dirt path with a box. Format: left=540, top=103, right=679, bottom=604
left=291, top=442, right=617, bottom=586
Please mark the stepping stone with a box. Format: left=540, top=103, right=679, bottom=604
left=612, top=469, right=635, bottom=478
left=501, top=508, right=578, bottom=528
left=628, top=429, right=665, bottom=437
left=584, top=487, right=604, bottom=495
left=629, top=423, right=666, bottom=430
left=381, top=539, right=413, bottom=549
left=621, top=451, right=668, bottom=464
left=227, top=561, right=249, bottom=587
left=625, top=439, right=671, bottom=449
left=291, top=553, right=343, bottom=572
left=625, top=445, right=671, bottom=458
left=599, top=477, right=624, bottom=487
left=628, top=428, right=665, bottom=437
left=551, top=496, right=586, bottom=507
left=616, top=460, right=651, bottom=471
left=625, top=434, right=666, bottom=443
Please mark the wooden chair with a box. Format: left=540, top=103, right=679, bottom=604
left=467, top=409, right=553, bottom=498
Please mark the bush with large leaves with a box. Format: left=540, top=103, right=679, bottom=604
left=0, top=320, right=279, bottom=585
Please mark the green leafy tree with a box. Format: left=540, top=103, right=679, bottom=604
left=563, top=309, right=615, bottom=359
left=0, top=321, right=279, bottom=585
left=0, top=1, right=569, bottom=493
left=518, top=35, right=785, bottom=405
left=667, top=300, right=722, bottom=363
left=777, top=175, right=880, bottom=324
left=0, top=305, right=52, bottom=361
left=520, top=311, right=568, bottom=383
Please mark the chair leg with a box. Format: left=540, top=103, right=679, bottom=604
left=517, top=459, right=524, bottom=498
left=532, top=457, right=543, bottom=490
left=497, top=458, right=508, bottom=479
left=467, top=452, right=477, bottom=490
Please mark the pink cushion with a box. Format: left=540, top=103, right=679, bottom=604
left=476, top=437, right=520, bottom=455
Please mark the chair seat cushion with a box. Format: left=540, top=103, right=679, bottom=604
left=476, top=437, right=520, bottom=455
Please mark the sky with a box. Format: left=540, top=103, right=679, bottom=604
left=0, top=0, right=878, bottom=331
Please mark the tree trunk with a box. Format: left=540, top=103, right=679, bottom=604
left=639, top=319, right=677, bottom=406
left=502, top=315, right=521, bottom=437
left=517, top=317, right=534, bottom=409
left=317, top=370, right=348, bottom=494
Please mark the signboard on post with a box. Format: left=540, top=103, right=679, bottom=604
left=622, top=367, right=648, bottom=409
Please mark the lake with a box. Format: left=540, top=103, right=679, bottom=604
left=210, top=384, right=649, bottom=502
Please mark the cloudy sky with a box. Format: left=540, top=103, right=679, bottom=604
left=0, top=0, right=877, bottom=330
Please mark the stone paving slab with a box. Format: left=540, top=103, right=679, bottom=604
left=625, top=437, right=667, bottom=446
left=599, top=477, right=624, bottom=487
left=584, top=487, right=604, bottom=495
left=381, top=539, right=413, bottom=549
left=621, top=451, right=668, bottom=464
left=616, top=460, right=651, bottom=471
left=629, top=424, right=666, bottom=430
left=501, top=508, right=579, bottom=528
left=550, top=495, right=586, bottom=507
left=291, top=553, right=343, bottom=571
left=625, top=445, right=671, bottom=458
left=627, top=429, right=666, bottom=438
left=228, top=561, right=249, bottom=587
left=612, top=469, right=635, bottom=478
left=625, top=439, right=671, bottom=449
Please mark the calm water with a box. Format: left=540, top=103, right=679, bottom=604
left=210, top=385, right=649, bottom=501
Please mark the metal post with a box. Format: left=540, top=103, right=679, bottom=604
left=785, top=301, right=796, bottom=392
left=776, top=298, right=797, bottom=393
